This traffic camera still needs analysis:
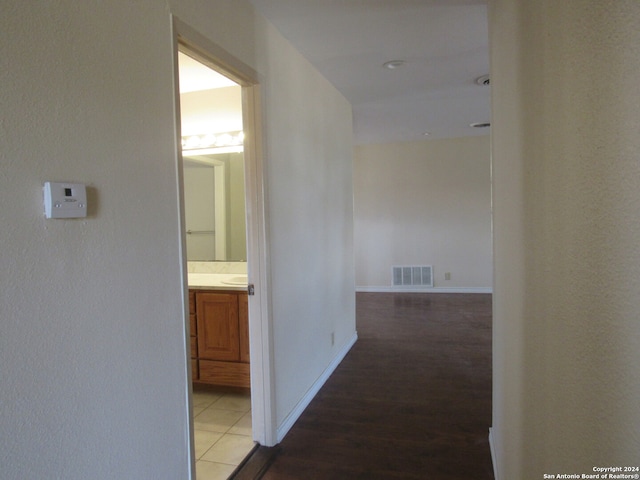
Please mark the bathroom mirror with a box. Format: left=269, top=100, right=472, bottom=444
left=183, top=151, right=247, bottom=261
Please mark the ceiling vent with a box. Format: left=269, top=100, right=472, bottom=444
left=475, top=74, right=490, bottom=86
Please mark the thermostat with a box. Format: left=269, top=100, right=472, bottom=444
left=44, top=182, right=87, bottom=218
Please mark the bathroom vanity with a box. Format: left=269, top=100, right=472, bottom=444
left=188, top=273, right=249, bottom=388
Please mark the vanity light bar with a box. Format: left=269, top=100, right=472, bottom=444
left=181, top=131, right=244, bottom=151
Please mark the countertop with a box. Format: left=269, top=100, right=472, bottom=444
left=188, top=273, right=248, bottom=292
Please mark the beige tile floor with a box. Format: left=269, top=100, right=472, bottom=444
left=192, top=388, right=255, bottom=480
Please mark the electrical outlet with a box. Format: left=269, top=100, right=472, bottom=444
left=445, top=272, right=451, bottom=281
left=331, top=332, right=335, bottom=346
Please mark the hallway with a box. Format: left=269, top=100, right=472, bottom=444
left=239, top=292, right=494, bottom=479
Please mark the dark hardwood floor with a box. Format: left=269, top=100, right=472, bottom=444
left=244, top=292, right=494, bottom=480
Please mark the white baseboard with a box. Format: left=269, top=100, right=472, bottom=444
left=489, top=427, right=500, bottom=480
left=276, top=332, right=358, bottom=442
left=356, top=286, right=493, bottom=294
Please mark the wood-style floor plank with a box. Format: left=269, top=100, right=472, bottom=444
left=258, top=293, right=494, bottom=479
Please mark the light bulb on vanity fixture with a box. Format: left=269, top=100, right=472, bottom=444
left=181, top=130, right=245, bottom=156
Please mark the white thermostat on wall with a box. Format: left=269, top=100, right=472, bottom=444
left=43, top=182, right=87, bottom=219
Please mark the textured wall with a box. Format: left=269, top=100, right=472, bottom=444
left=0, top=2, right=191, bottom=478
left=490, top=1, right=640, bottom=478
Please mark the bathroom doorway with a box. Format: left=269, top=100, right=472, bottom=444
left=178, top=50, right=254, bottom=478
left=173, top=19, right=273, bottom=479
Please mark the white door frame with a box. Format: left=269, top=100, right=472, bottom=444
left=171, top=17, right=276, bottom=469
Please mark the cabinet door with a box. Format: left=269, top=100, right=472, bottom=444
left=188, top=291, right=198, bottom=379
left=238, top=293, right=250, bottom=363
left=196, top=292, right=239, bottom=362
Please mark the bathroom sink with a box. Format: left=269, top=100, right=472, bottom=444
left=222, top=275, right=248, bottom=285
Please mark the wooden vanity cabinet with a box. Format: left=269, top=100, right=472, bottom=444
left=190, top=290, right=249, bottom=388
left=238, top=294, right=250, bottom=363
left=189, top=291, right=198, bottom=380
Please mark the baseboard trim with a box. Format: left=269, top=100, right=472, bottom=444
left=276, top=332, right=358, bottom=443
left=356, top=286, right=493, bottom=294
left=489, top=427, right=500, bottom=480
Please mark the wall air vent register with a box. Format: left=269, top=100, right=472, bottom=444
left=392, top=266, right=433, bottom=288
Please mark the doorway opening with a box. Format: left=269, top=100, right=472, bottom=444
left=173, top=19, right=274, bottom=479
left=178, top=50, right=255, bottom=477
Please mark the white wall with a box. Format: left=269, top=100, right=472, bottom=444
left=489, top=1, right=640, bottom=478
left=0, top=1, right=355, bottom=478
left=227, top=152, right=247, bottom=261
left=354, top=136, right=492, bottom=292
left=257, top=25, right=357, bottom=431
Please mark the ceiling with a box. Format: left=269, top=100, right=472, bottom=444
left=178, top=52, right=238, bottom=93
left=249, top=0, right=490, bottom=145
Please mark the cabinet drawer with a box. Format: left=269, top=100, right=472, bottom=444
left=199, top=360, right=250, bottom=388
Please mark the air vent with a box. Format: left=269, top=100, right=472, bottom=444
left=392, top=266, right=433, bottom=287
left=475, top=74, right=490, bottom=86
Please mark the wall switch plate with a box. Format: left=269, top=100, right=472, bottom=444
left=44, top=182, right=87, bottom=218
